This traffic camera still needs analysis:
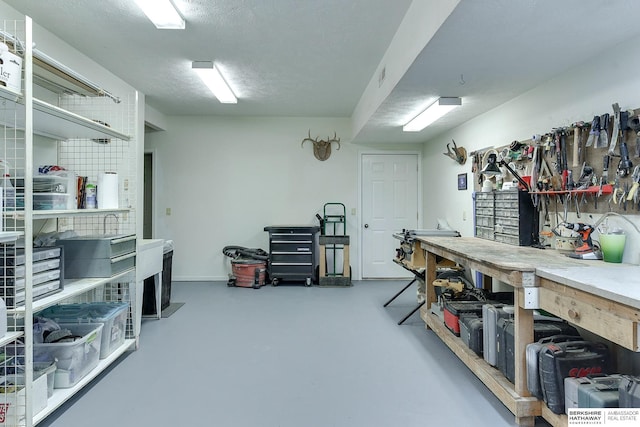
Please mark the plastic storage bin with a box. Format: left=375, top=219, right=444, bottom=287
left=37, top=302, right=129, bottom=359
left=33, top=323, right=103, bottom=388
left=34, top=361, right=56, bottom=399
left=33, top=193, right=70, bottom=210
left=0, top=372, right=48, bottom=424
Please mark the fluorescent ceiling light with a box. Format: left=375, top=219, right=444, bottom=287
left=403, top=97, right=462, bottom=132
left=192, top=61, right=238, bottom=104
left=135, top=0, right=185, bottom=29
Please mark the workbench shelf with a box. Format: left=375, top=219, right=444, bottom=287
left=420, top=307, right=541, bottom=422
left=410, top=236, right=640, bottom=427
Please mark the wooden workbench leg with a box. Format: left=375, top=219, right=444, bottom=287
left=424, top=251, right=437, bottom=329
left=319, top=244, right=326, bottom=278
left=343, top=243, right=350, bottom=277
left=514, top=287, right=534, bottom=397
left=514, top=416, right=535, bottom=427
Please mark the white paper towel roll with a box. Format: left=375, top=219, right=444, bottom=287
left=97, top=172, right=119, bottom=209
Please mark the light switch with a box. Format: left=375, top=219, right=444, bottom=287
left=166, top=208, right=171, bottom=216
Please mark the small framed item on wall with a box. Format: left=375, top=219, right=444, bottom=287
left=458, top=173, right=467, bottom=190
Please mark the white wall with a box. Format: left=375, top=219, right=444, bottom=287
left=145, top=116, right=362, bottom=280
left=422, top=34, right=640, bottom=265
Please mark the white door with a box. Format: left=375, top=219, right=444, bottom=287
left=361, top=153, right=419, bottom=278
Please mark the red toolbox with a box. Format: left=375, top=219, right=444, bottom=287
left=443, top=301, right=485, bottom=336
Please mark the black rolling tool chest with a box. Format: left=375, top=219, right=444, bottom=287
left=264, top=225, right=320, bottom=286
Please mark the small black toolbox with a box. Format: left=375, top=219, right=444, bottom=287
left=498, top=319, right=579, bottom=382
left=527, top=335, right=583, bottom=399
left=459, top=313, right=483, bottom=356
left=539, top=341, right=610, bottom=415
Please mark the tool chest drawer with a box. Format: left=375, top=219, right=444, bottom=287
left=270, top=252, right=313, bottom=263
left=270, top=241, right=314, bottom=252
left=270, top=232, right=314, bottom=242
left=264, top=225, right=319, bottom=286
left=474, top=190, right=538, bottom=246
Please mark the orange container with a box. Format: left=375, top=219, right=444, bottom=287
left=231, top=260, right=266, bottom=288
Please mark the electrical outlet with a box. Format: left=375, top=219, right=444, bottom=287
left=166, top=208, right=171, bottom=216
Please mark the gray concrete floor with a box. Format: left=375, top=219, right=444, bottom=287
left=38, top=280, right=548, bottom=427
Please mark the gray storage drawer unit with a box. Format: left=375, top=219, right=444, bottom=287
left=0, top=246, right=64, bottom=307
left=264, top=225, right=319, bottom=286
left=474, top=190, right=538, bottom=246
left=56, top=234, right=136, bottom=278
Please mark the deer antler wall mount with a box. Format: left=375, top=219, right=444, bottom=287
left=301, top=130, right=341, bottom=161
left=443, top=139, right=467, bottom=165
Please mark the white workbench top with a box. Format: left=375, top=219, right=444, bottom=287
left=536, top=264, right=640, bottom=310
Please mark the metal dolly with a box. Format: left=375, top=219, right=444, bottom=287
left=318, top=202, right=351, bottom=287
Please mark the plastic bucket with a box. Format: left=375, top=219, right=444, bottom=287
left=599, top=233, right=626, bottom=263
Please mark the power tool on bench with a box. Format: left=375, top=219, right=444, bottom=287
left=562, top=222, right=602, bottom=260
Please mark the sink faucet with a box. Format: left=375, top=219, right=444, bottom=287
left=103, top=213, right=119, bottom=234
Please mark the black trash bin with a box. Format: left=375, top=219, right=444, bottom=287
left=142, top=241, right=174, bottom=316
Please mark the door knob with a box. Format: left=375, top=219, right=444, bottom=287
left=364, top=224, right=369, bottom=228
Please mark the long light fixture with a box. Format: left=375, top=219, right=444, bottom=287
left=403, top=97, right=462, bottom=132
left=192, top=61, right=238, bottom=104
left=135, top=0, right=185, bottom=29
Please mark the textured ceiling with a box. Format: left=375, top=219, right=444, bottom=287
left=4, top=0, right=411, bottom=118
left=5, top=0, right=640, bottom=144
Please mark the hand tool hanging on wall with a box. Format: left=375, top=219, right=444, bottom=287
left=585, top=115, right=600, bottom=147
left=554, top=130, right=562, bottom=174
left=560, top=129, right=569, bottom=189
left=621, top=109, right=630, bottom=138
left=572, top=125, right=581, bottom=168
left=627, top=114, right=640, bottom=157
left=618, top=140, right=633, bottom=177
left=598, top=113, right=610, bottom=149
left=595, top=156, right=609, bottom=209
left=626, top=165, right=640, bottom=202
left=608, top=103, right=621, bottom=154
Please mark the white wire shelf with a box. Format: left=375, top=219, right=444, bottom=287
left=5, top=208, right=131, bottom=221
left=0, top=86, right=130, bottom=141
left=9, top=268, right=135, bottom=315
left=0, top=231, right=23, bottom=243
left=32, top=338, right=136, bottom=425
left=0, top=331, right=24, bottom=348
